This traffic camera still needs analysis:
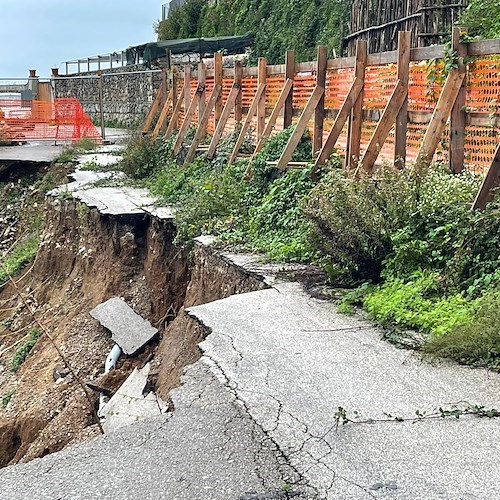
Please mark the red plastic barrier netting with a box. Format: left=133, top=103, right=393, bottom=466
left=0, top=98, right=101, bottom=143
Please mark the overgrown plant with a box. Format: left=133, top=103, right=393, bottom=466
left=11, top=328, right=42, bottom=372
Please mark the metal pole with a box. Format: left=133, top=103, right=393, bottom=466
left=98, top=71, right=106, bottom=141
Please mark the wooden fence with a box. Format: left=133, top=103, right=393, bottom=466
left=143, top=28, right=500, bottom=175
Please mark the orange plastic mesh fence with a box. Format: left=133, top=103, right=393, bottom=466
left=0, top=98, right=101, bottom=143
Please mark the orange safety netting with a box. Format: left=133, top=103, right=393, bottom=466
left=0, top=98, right=101, bottom=143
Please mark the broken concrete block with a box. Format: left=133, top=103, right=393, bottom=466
left=99, top=363, right=168, bottom=433
left=90, top=297, right=158, bottom=355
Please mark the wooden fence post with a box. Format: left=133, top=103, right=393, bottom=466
left=313, top=45, right=328, bottom=156
left=284, top=50, right=295, bottom=129
left=234, top=61, right=243, bottom=123
left=184, top=64, right=191, bottom=113
left=214, top=53, right=223, bottom=126
left=257, top=57, right=267, bottom=139
left=394, top=31, right=411, bottom=168
left=198, top=62, right=206, bottom=129
left=347, top=40, right=367, bottom=169
left=449, top=26, right=468, bottom=173
left=472, top=144, right=500, bottom=210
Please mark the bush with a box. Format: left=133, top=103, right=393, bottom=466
left=11, top=328, right=42, bottom=372
left=424, top=291, right=500, bottom=369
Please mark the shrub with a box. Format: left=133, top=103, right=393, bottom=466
left=0, top=233, right=39, bottom=286
left=11, top=328, right=42, bottom=372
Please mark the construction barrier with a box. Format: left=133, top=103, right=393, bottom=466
left=0, top=98, right=101, bottom=143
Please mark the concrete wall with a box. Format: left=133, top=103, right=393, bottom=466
left=52, top=65, right=163, bottom=127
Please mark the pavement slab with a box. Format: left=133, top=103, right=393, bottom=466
left=0, top=362, right=311, bottom=500
left=90, top=297, right=158, bottom=355
left=188, top=281, right=500, bottom=499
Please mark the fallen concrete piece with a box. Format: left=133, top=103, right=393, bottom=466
left=99, top=363, right=168, bottom=433
left=76, top=153, right=122, bottom=168
left=90, top=297, right=158, bottom=355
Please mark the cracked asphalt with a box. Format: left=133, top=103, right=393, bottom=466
left=190, top=281, right=500, bottom=499
left=0, top=362, right=312, bottom=500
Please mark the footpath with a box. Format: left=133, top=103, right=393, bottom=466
left=0, top=146, right=499, bottom=499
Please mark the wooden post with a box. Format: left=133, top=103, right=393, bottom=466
left=284, top=50, right=295, bottom=129
left=257, top=57, right=267, bottom=139
left=472, top=144, right=500, bottom=210
left=214, top=53, right=223, bottom=125
left=416, top=70, right=466, bottom=167
left=152, top=89, right=173, bottom=137
left=198, top=62, right=206, bottom=125
left=449, top=26, right=468, bottom=173
left=165, top=82, right=187, bottom=139
left=276, top=85, right=325, bottom=170
left=347, top=40, right=367, bottom=169
left=184, top=64, right=191, bottom=112
left=359, top=81, right=407, bottom=173
left=313, top=45, right=328, bottom=155
left=394, top=31, right=411, bottom=168
left=234, top=61, right=243, bottom=123
left=142, top=86, right=163, bottom=133
left=173, top=87, right=203, bottom=155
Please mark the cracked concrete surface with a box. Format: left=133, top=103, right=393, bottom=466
left=189, top=281, right=500, bottom=499
left=0, top=362, right=311, bottom=499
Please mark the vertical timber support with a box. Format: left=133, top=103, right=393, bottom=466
left=257, top=57, right=267, bottom=139
left=198, top=62, right=206, bottom=123
left=184, top=64, right=191, bottom=113
left=214, top=53, right=223, bottom=126
left=449, top=26, right=468, bottom=173
left=284, top=50, right=295, bottom=130
left=234, top=61, right=243, bottom=124
left=347, top=40, right=367, bottom=169
left=394, top=31, right=411, bottom=168
left=313, top=45, right=328, bottom=156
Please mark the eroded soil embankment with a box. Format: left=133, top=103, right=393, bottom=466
left=0, top=194, right=268, bottom=467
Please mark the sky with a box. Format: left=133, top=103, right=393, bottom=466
left=0, top=0, right=162, bottom=77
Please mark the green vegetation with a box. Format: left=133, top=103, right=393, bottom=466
left=1, top=390, right=14, bottom=409
left=56, top=138, right=99, bottom=163
left=0, top=234, right=39, bottom=286
left=155, top=0, right=350, bottom=63
left=458, top=0, right=500, bottom=39
left=11, top=328, right=42, bottom=373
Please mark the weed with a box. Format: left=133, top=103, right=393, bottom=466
left=1, top=390, right=14, bottom=409
left=11, top=328, right=42, bottom=372
left=0, top=233, right=39, bottom=286
left=56, top=138, right=99, bottom=163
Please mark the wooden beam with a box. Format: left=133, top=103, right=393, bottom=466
left=313, top=77, right=364, bottom=170
left=183, top=64, right=191, bottom=113
left=449, top=26, right=468, bottom=173
left=284, top=50, right=295, bottom=129
left=152, top=89, right=173, bottom=138
left=164, top=82, right=187, bottom=139
left=198, top=62, right=206, bottom=129
left=142, top=86, right=163, bottom=133
left=313, top=46, right=328, bottom=155
left=234, top=61, right=243, bottom=123
left=347, top=40, right=367, bottom=169
left=252, top=78, right=294, bottom=158
left=257, top=57, right=267, bottom=139
left=184, top=85, right=222, bottom=165
left=214, top=53, right=223, bottom=125
left=359, top=80, right=407, bottom=173
left=416, top=69, right=466, bottom=167
left=207, top=84, right=241, bottom=159
left=394, top=31, right=411, bottom=168
left=276, top=85, right=325, bottom=170
left=472, top=144, right=500, bottom=210
left=172, top=87, right=203, bottom=156
left=228, top=83, right=266, bottom=165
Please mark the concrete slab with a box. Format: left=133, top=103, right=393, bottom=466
left=99, top=363, right=168, bottom=432
left=76, top=153, right=122, bottom=168
left=0, top=142, right=63, bottom=163
left=189, top=281, right=500, bottom=499
left=90, top=297, right=158, bottom=355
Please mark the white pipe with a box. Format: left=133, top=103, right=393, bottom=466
left=98, top=344, right=122, bottom=416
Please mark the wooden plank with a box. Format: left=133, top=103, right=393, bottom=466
left=152, top=89, right=173, bottom=138
left=184, top=64, right=191, bottom=112
left=313, top=45, right=328, bottom=155
left=313, top=77, right=364, bottom=170
left=347, top=40, right=367, bottom=169
left=198, top=62, right=206, bottom=128
left=359, top=80, right=407, bottom=173
left=468, top=38, right=500, bottom=56
left=164, top=82, right=187, bottom=139
left=207, top=84, right=240, bottom=159
left=214, top=53, right=223, bottom=125
left=472, top=144, right=500, bottom=210
left=234, top=61, right=243, bottom=123
left=416, top=70, right=466, bottom=167
left=172, top=88, right=202, bottom=156
left=142, top=85, right=163, bottom=133
left=394, top=31, right=411, bottom=168
left=184, top=85, right=222, bottom=165
left=252, top=79, right=294, bottom=158
left=257, top=57, right=267, bottom=139
left=228, top=83, right=266, bottom=165
left=449, top=27, right=468, bottom=173
left=276, top=85, right=325, bottom=170
left=284, top=50, right=295, bottom=129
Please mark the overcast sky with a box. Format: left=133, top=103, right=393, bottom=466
left=0, top=0, right=161, bottom=77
